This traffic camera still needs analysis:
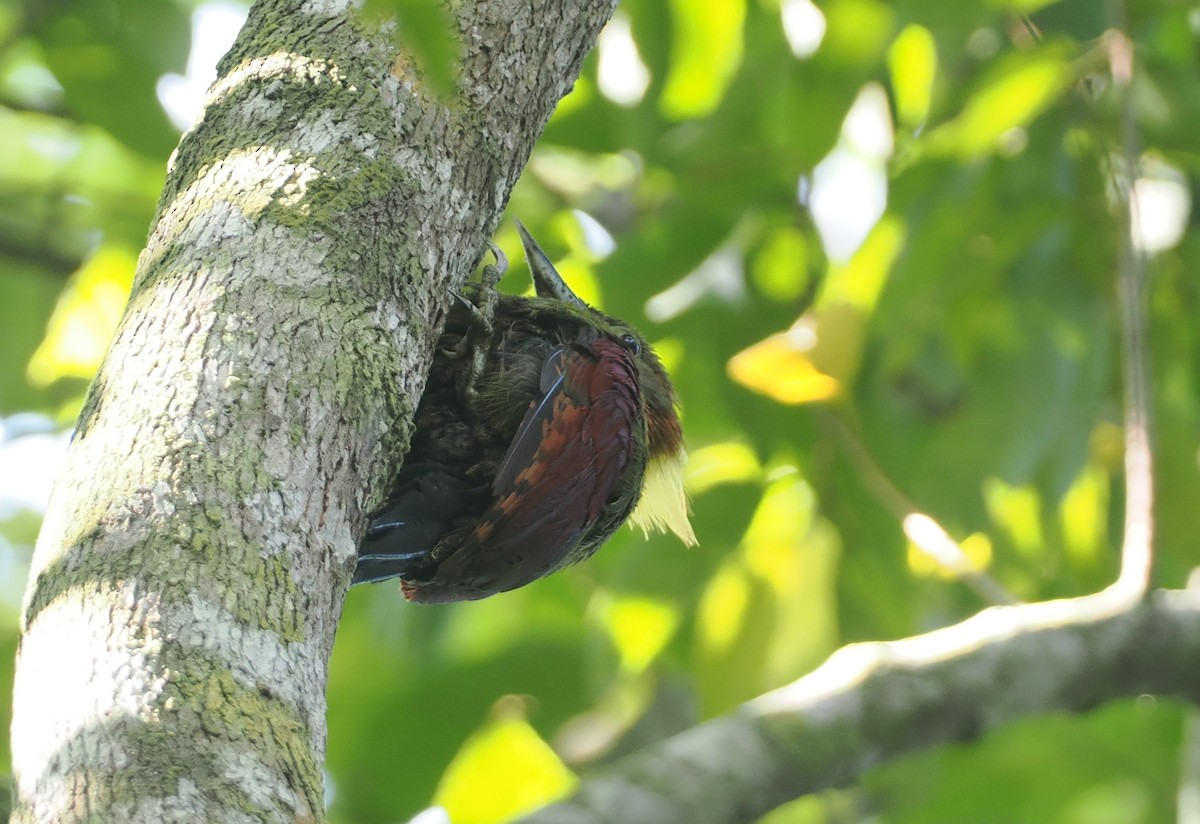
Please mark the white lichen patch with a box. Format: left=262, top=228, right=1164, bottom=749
left=177, top=592, right=324, bottom=723
left=217, top=748, right=305, bottom=813
left=145, top=147, right=324, bottom=271
left=292, top=109, right=379, bottom=157
left=13, top=582, right=166, bottom=799
left=208, top=52, right=352, bottom=112
left=299, top=0, right=354, bottom=19
left=118, top=777, right=261, bottom=824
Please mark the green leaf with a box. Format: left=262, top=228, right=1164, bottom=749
left=27, top=244, right=135, bottom=389
left=25, top=0, right=189, bottom=155
left=918, top=47, right=1076, bottom=159
left=363, top=0, right=461, bottom=99
left=888, top=24, right=938, bottom=128
left=661, top=0, right=745, bottom=119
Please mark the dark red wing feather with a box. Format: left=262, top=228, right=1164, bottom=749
left=405, top=337, right=641, bottom=602
left=492, top=346, right=570, bottom=495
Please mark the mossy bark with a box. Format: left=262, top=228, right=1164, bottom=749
left=10, top=0, right=615, bottom=820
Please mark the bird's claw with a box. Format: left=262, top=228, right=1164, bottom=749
left=448, top=241, right=506, bottom=403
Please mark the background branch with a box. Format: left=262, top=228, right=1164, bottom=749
left=519, top=587, right=1200, bottom=824
left=1103, top=2, right=1155, bottom=600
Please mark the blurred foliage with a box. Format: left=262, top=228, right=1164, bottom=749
left=363, top=0, right=459, bottom=98
left=2, top=0, right=1199, bottom=823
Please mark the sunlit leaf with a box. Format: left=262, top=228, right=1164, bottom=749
left=697, top=561, right=752, bottom=660
left=728, top=298, right=868, bottom=405
left=686, top=441, right=762, bottom=495
left=661, top=0, right=745, bottom=119
left=696, top=474, right=839, bottom=713
left=751, top=226, right=813, bottom=303
left=758, top=792, right=860, bottom=824
left=822, top=215, right=904, bottom=311
left=908, top=529, right=993, bottom=579
left=983, top=478, right=1045, bottom=559
left=888, top=24, right=937, bottom=128
left=597, top=594, right=680, bottom=674
left=921, top=49, right=1075, bottom=159
left=728, top=323, right=842, bottom=404
left=27, top=244, right=135, bottom=387
left=990, top=0, right=1063, bottom=12
left=1058, top=460, right=1109, bottom=567
left=527, top=149, right=641, bottom=199
left=820, top=0, right=895, bottom=66
left=366, top=0, right=460, bottom=98
left=433, top=698, right=577, bottom=824
left=0, top=266, right=63, bottom=413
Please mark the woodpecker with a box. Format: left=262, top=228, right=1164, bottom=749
left=355, top=223, right=695, bottom=602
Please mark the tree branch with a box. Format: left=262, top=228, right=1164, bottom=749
left=518, top=587, right=1200, bottom=824
left=1103, top=4, right=1154, bottom=601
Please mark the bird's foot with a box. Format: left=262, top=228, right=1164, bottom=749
left=448, top=241, right=505, bottom=402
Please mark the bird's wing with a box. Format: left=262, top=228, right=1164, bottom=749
left=405, top=339, right=643, bottom=602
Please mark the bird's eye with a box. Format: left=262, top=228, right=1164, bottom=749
left=620, top=334, right=641, bottom=354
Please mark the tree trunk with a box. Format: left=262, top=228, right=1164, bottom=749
left=10, top=0, right=615, bottom=820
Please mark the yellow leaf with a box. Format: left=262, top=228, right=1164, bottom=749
left=888, top=24, right=937, bottom=128
left=685, top=441, right=762, bottom=495
left=728, top=321, right=840, bottom=404
left=923, top=51, right=1073, bottom=159
left=1059, top=461, right=1109, bottom=567
left=598, top=595, right=680, bottom=674
left=983, top=478, right=1045, bottom=559
left=661, top=0, right=745, bottom=119
left=728, top=299, right=869, bottom=405
left=907, top=527, right=994, bottom=579
left=434, top=700, right=577, bottom=824
left=27, top=244, right=135, bottom=387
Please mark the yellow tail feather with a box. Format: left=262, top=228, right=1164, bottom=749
left=630, top=448, right=697, bottom=546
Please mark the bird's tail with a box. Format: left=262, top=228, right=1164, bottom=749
left=353, top=467, right=474, bottom=585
